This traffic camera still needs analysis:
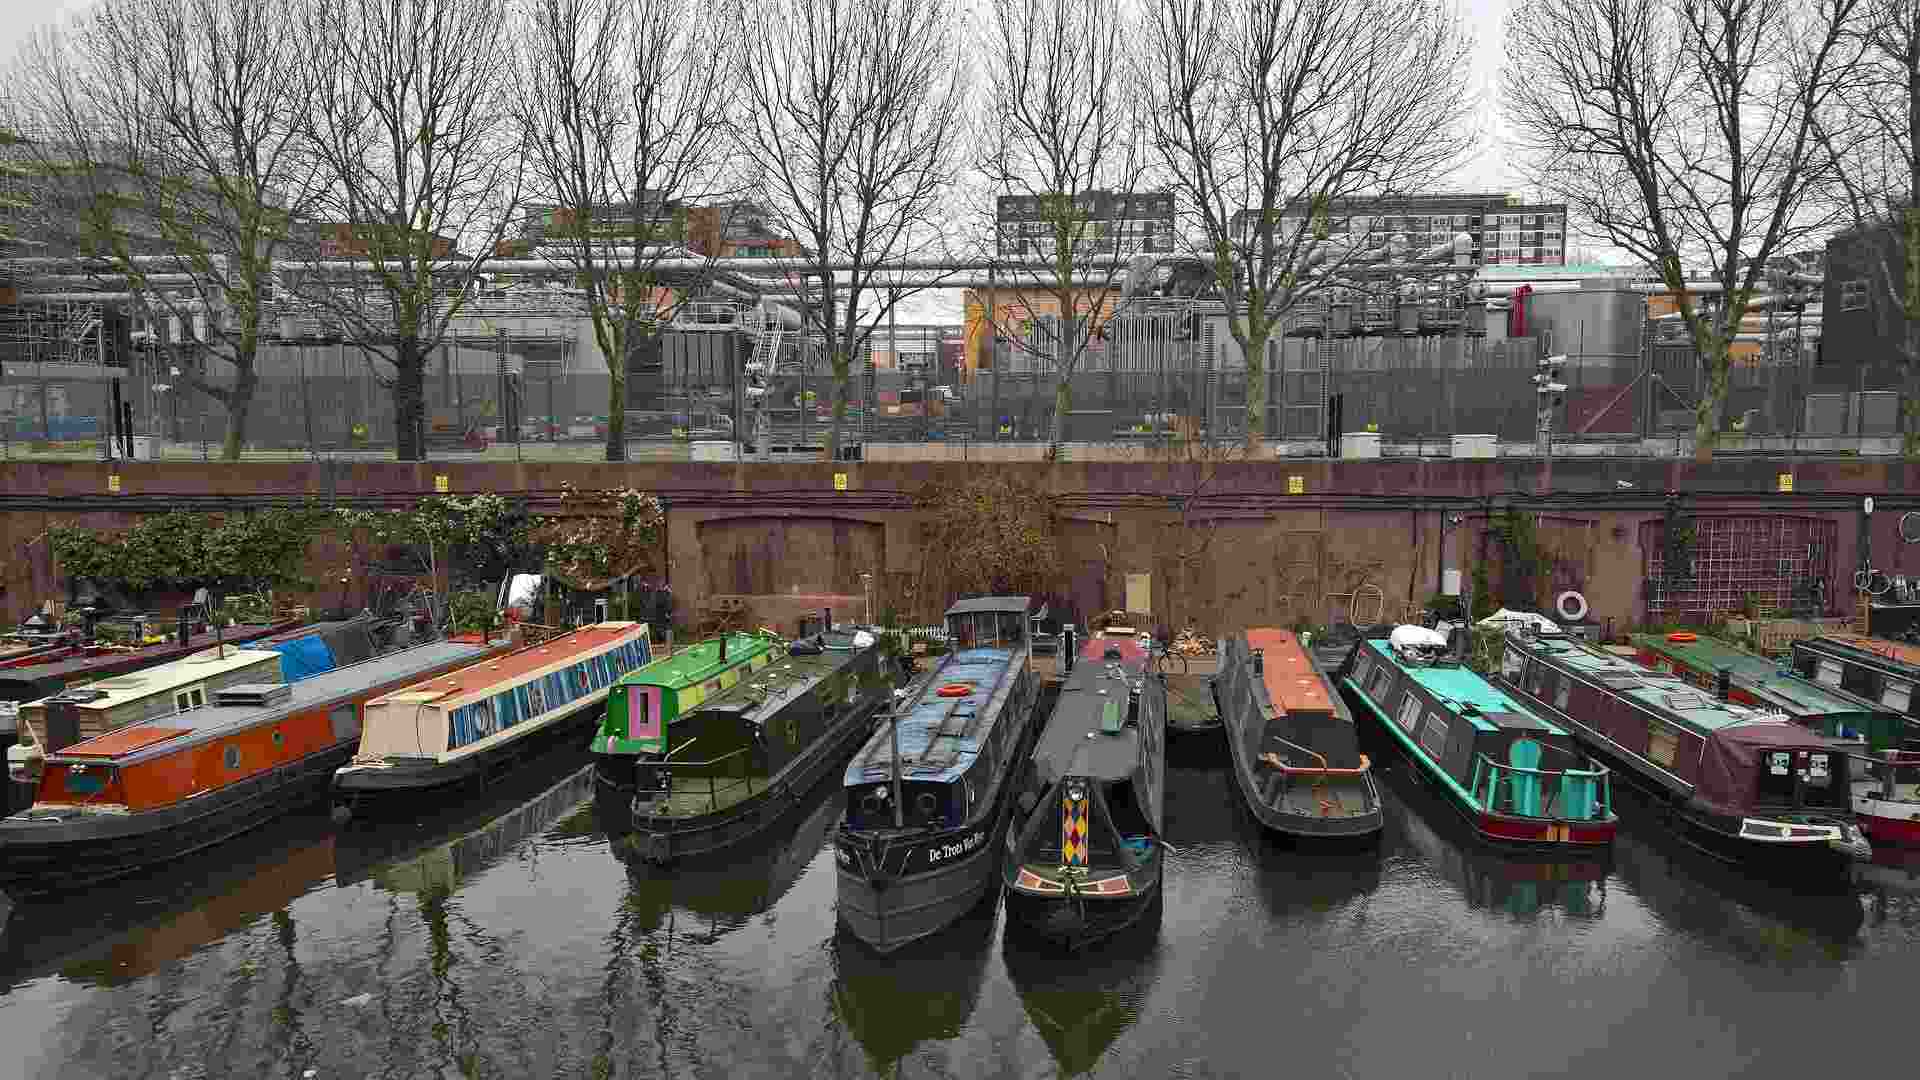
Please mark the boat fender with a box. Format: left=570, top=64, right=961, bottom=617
left=1667, top=631, right=1698, bottom=643
left=1555, top=590, right=1589, bottom=623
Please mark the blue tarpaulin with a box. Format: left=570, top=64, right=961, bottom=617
left=271, top=634, right=338, bottom=683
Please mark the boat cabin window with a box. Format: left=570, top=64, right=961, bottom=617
left=1554, top=675, right=1572, bottom=712
left=846, top=779, right=956, bottom=831
left=1367, top=663, right=1394, bottom=702
left=1351, top=653, right=1371, bottom=683
left=1647, top=721, right=1679, bottom=769
left=1815, top=659, right=1843, bottom=688
left=1525, top=662, right=1554, bottom=701
left=1501, top=648, right=1525, bottom=682
left=174, top=686, right=205, bottom=712
left=1396, top=691, right=1423, bottom=732
left=944, top=610, right=1027, bottom=650
left=1419, top=713, right=1450, bottom=759
left=1755, top=749, right=1846, bottom=809
left=1884, top=679, right=1913, bottom=714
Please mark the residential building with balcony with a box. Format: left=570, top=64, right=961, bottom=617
left=1231, top=193, right=1567, bottom=267
left=995, top=190, right=1176, bottom=259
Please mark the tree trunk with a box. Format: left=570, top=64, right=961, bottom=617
left=827, top=346, right=851, bottom=461
left=1904, top=358, right=1920, bottom=460
left=1692, top=341, right=1732, bottom=463
left=220, top=362, right=259, bottom=462
left=394, top=338, right=427, bottom=462
left=605, top=361, right=627, bottom=462
left=1048, top=377, right=1071, bottom=449
left=1243, top=327, right=1270, bottom=448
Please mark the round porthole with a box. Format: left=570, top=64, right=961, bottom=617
left=224, top=745, right=241, bottom=769
left=272, top=730, right=285, bottom=749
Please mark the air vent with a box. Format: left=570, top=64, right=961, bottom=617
left=214, top=683, right=292, bottom=708
left=51, top=688, right=111, bottom=704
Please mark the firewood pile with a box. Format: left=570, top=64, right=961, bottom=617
left=1170, top=627, right=1215, bottom=658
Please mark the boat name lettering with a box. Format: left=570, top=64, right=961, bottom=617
left=926, top=830, right=986, bottom=864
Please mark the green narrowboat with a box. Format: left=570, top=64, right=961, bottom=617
left=590, top=632, right=780, bottom=790
left=1632, top=632, right=1908, bottom=752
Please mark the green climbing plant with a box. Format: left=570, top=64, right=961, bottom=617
left=48, top=506, right=335, bottom=594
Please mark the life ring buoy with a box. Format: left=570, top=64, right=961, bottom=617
left=1555, top=590, right=1589, bottom=623
left=1667, top=631, right=1698, bottom=643
left=936, top=683, right=974, bottom=698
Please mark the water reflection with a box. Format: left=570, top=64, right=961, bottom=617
left=0, top=808, right=337, bottom=991
left=829, top=898, right=996, bottom=1076
left=1002, top=894, right=1164, bottom=1078
left=1378, top=760, right=1610, bottom=920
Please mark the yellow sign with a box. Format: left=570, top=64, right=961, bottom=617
left=107, top=474, right=121, bottom=494
left=833, top=473, right=848, bottom=491
left=435, top=474, right=450, bottom=493
left=1777, top=473, right=1793, bottom=493
left=1287, top=475, right=1305, bottom=495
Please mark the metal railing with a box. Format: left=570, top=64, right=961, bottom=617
left=642, top=743, right=764, bottom=814
left=1468, top=753, right=1612, bottom=821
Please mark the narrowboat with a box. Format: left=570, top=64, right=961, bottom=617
left=1791, top=634, right=1920, bottom=733
left=332, top=622, right=652, bottom=816
left=0, top=617, right=303, bottom=704
left=589, top=631, right=782, bottom=791
left=610, top=626, right=899, bottom=864
left=1634, top=631, right=1907, bottom=748
left=835, top=596, right=1041, bottom=953
left=1215, top=628, right=1381, bottom=839
left=1338, top=626, right=1619, bottom=848
left=0, top=635, right=508, bottom=896
left=1497, top=628, right=1872, bottom=872
left=1004, top=631, right=1167, bottom=949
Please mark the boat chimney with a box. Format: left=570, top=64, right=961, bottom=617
left=1062, top=625, right=1076, bottom=674
left=1252, top=648, right=1264, bottom=674
left=1716, top=667, right=1731, bottom=702
left=720, top=634, right=728, bottom=663
left=822, top=607, right=832, bottom=636
left=889, top=704, right=905, bottom=829
left=176, top=612, right=190, bottom=647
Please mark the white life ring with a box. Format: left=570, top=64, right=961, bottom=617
left=1556, top=590, right=1589, bottom=623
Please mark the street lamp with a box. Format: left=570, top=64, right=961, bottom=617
left=1532, top=353, right=1567, bottom=456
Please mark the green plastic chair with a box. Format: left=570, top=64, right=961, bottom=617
left=1561, top=769, right=1597, bottom=821
left=1508, top=738, right=1543, bottom=817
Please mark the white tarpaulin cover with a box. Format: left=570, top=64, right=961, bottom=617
left=1474, top=608, right=1560, bottom=633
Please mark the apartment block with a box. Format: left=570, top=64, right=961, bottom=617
left=1231, top=193, right=1567, bottom=267
left=995, top=190, right=1176, bottom=258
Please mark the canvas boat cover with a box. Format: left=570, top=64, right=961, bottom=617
left=269, top=633, right=338, bottom=683
left=1696, top=718, right=1847, bottom=817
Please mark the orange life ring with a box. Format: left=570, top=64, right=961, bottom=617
left=936, top=683, right=974, bottom=698
left=1667, top=631, right=1698, bottom=643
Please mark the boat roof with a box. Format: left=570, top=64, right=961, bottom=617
left=50, top=638, right=504, bottom=765
left=0, top=621, right=297, bottom=689
left=1031, top=633, right=1151, bottom=783
left=1633, top=633, right=1876, bottom=718
left=1804, top=634, right=1920, bottom=674
left=685, top=632, right=871, bottom=726
left=368, top=622, right=642, bottom=708
left=1245, top=628, right=1333, bottom=714
left=618, top=633, right=772, bottom=692
left=845, top=646, right=1018, bottom=785
left=1364, top=638, right=1562, bottom=735
left=33, top=648, right=284, bottom=711
left=1518, top=634, right=1816, bottom=736
left=944, top=596, right=1031, bottom=616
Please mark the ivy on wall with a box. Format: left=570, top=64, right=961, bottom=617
left=47, top=507, right=336, bottom=594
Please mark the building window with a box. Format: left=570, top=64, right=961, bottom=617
left=1885, top=679, right=1913, bottom=714
left=1839, top=279, right=1869, bottom=312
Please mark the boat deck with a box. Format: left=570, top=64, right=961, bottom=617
left=1164, top=675, right=1216, bottom=728
left=50, top=639, right=504, bottom=765
left=373, top=623, right=639, bottom=705
left=1635, top=634, right=1869, bottom=717
left=1525, top=637, right=1788, bottom=734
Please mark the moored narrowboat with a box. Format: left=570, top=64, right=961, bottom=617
left=1338, top=626, right=1618, bottom=848
left=836, top=596, right=1041, bottom=953
left=589, top=631, right=781, bottom=791
left=1497, top=628, right=1872, bottom=873
left=1634, top=631, right=1908, bottom=749
left=0, top=617, right=302, bottom=705
left=613, top=626, right=900, bottom=865
left=1216, top=628, right=1381, bottom=839
left=1791, top=634, right=1920, bottom=734
left=1004, top=632, right=1166, bottom=949
left=0, top=635, right=510, bottom=896
left=332, top=622, right=652, bottom=816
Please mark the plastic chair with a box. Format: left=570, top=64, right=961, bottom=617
left=1508, top=738, right=1543, bottom=817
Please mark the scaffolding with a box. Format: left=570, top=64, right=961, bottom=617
left=1642, top=515, right=1837, bottom=624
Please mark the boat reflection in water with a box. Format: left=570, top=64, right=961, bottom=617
left=596, top=762, right=844, bottom=937
left=828, top=898, right=996, bottom=1076
left=1378, top=755, right=1610, bottom=919
left=1001, top=892, right=1164, bottom=1078
left=0, top=808, right=337, bottom=992
left=333, top=749, right=599, bottom=893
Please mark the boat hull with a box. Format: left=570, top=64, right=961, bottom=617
left=617, top=696, right=884, bottom=865
left=1857, top=803, right=1920, bottom=847
left=0, top=742, right=353, bottom=896
left=332, top=699, right=603, bottom=818
left=1217, top=661, right=1383, bottom=841
left=1004, top=868, right=1163, bottom=949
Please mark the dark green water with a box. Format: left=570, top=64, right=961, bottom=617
left=0, top=731, right=1907, bottom=1080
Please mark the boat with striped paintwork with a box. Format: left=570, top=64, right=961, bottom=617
left=332, top=623, right=652, bottom=816
left=589, top=632, right=782, bottom=792
left=1004, top=632, right=1167, bottom=949
left=1497, top=628, right=1870, bottom=873
left=836, top=597, right=1041, bottom=953
left=0, top=635, right=510, bottom=896
left=1215, top=628, right=1381, bottom=840
left=1337, top=626, right=1619, bottom=849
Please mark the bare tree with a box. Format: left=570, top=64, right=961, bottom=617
left=1816, top=0, right=1920, bottom=453
left=512, top=0, right=733, bottom=461
left=297, top=0, right=523, bottom=461
left=1145, top=0, right=1473, bottom=445
left=734, top=0, right=967, bottom=461
left=7, top=0, right=318, bottom=460
left=1506, top=0, right=1865, bottom=460
left=981, top=0, right=1151, bottom=451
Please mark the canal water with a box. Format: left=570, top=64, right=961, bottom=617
left=0, top=727, right=1914, bottom=1080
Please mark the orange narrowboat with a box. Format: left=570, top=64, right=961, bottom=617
left=0, top=634, right=511, bottom=897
